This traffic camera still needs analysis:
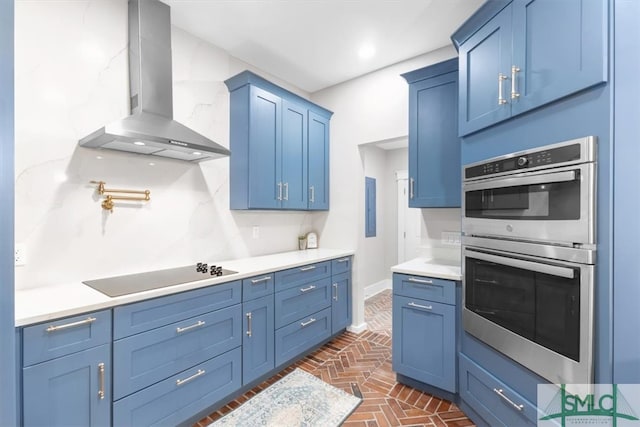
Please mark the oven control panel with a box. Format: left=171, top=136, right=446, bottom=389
left=465, top=143, right=582, bottom=179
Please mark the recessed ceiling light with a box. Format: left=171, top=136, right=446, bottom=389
left=133, top=141, right=145, bottom=146
left=192, top=151, right=202, bottom=156
left=358, top=44, right=376, bottom=60
left=96, top=156, right=103, bottom=160
left=148, top=162, right=156, bottom=166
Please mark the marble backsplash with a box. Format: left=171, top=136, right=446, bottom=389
left=14, top=1, right=318, bottom=289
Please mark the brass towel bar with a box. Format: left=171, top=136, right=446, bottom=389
left=91, top=180, right=151, bottom=212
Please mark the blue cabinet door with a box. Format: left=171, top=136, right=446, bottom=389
left=23, top=344, right=111, bottom=427
left=408, top=69, right=461, bottom=208
left=243, top=295, right=275, bottom=386
left=459, top=4, right=512, bottom=136
left=331, top=272, right=351, bottom=334
left=392, top=295, right=456, bottom=393
left=307, top=111, right=330, bottom=210
left=510, top=0, right=608, bottom=116
left=248, top=86, right=282, bottom=209
left=281, top=100, right=308, bottom=210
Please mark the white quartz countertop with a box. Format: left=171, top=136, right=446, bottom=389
left=15, top=248, right=354, bottom=327
left=391, top=257, right=462, bottom=281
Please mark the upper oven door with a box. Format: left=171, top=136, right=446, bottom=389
left=463, top=162, right=595, bottom=246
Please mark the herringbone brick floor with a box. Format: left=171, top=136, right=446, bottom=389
left=195, top=289, right=474, bottom=427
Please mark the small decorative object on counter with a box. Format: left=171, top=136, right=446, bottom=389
left=306, top=232, right=318, bottom=249
left=298, top=235, right=307, bottom=250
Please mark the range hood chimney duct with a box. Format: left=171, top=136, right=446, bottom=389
left=79, top=0, right=230, bottom=162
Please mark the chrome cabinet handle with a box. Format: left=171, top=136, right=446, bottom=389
left=176, top=320, right=206, bottom=333
left=309, top=185, right=315, bottom=203
left=98, top=363, right=105, bottom=400
left=493, top=388, right=524, bottom=412
left=246, top=312, right=252, bottom=337
left=300, top=285, right=316, bottom=293
left=250, top=275, right=272, bottom=284
left=408, top=277, right=433, bottom=284
left=498, top=73, right=508, bottom=105
left=300, top=317, right=316, bottom=327
left=333, top=283, right=338, bottom=301
left=465, top=248, right=575, bottom=279
left=176, top=369, right=206, bottom=387
left=511, top=65, right=520, bottom=99
left=283, top=182, right=289, bottom=201
left=300, top=265, right=316, bottom=272
left=336, top=257, right=350, bottom=263
left=409, top=178, right=415, bottom=199
left=277, top=182, right=283, bottom=201
left=46, top=316, right=97, bottom=333
left=408, top=302, right=432, bottom=310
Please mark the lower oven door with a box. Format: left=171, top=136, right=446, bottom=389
left=463, top=245, right=594, bottom=385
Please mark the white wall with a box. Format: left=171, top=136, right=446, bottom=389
left=310, top=46, right=457, bottom=328
left=14, top=0, right=318, bottom=289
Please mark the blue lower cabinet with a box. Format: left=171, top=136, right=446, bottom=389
left=113, top=305, right=242, bottom=400
left=23, top=344, right=111, bottom=427
left=331, top=271, right=351, bottom=334
left=392, top=295, right=456, bottom=393
left=243, top=295, right=275, bottom=385
left=113, top=347, right=242, bottom=427
left=459, top=354, right=537, bottom=426
left=274, top=277, right=331, bottom=329
left=275, top=307, right=332, bottom=366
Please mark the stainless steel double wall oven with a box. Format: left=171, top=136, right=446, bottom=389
left=462, top=136, right=596, bottom=385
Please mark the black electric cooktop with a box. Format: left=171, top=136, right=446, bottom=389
left=83, top=264, right=238, bottom=297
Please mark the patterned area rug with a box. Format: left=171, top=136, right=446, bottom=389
left=209, top=368, right=362, bottom=427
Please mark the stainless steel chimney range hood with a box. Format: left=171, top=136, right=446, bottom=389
left=79, top=0, right=230, bottom=163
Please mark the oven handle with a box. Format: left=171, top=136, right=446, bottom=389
left=465, top=249, right=575, bottom=279
left=464, top=170, right=576, bottom=192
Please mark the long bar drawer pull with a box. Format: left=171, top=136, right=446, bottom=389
left=333, top=283, right=338, bottom=301
left=98, top=363, right=105, bottom=400
left=408, top=302, right=432, bottom=310
left=300, top=318, right=317, bottom=327
left=300, top=285, right=317, bottom=293
left=299, top=265, right=316, bottom=272
left=408, top=277, right=433, bottom=284
left=176, top=320, right=206, bottom=333
left=493, top=388, right=524, bottom=412
left=176, top=369, right=206, bottom=387
left=46, top=316, right=97, bottom=333
left=250, top=276, right=272, bottom=284
left=336, top=257, right=350, bottom=263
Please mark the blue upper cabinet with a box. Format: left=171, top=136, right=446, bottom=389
left=226, top=71, right=333, bottom=210
left=282, top=100, right=308, bottom=210
left=402, top=59, right=461, bottom=208
left=454, top=0, right=608, bottom=136
left=307, top=111, right=330, bottom=210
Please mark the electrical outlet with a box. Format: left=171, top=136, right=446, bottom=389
left=252, top=226, right=260, bottom=239
left=15, top=243, right=26, bottom=266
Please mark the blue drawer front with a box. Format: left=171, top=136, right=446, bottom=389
left=275, top=307, right=331, bottom=367
left=113, top=347, right=242, bottom=427
left=331, top=256, right=352, bottom=275
left=459, top=354, right=538, bottom=426
left=393, top=273, right=456, bottom=305
left=242, top=274, right=275, bottom=301
left=274, top=261, right=331, bottom=291
left=23, top=309, right=111, bottom=366
left=113, top=305, right=241, bottom=400
left=274, top=277, right=331, bottom=329
left=113, top=280, right=241, bottom=339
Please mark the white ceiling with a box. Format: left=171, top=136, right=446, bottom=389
left=165, top=0, right=483, bottom=93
